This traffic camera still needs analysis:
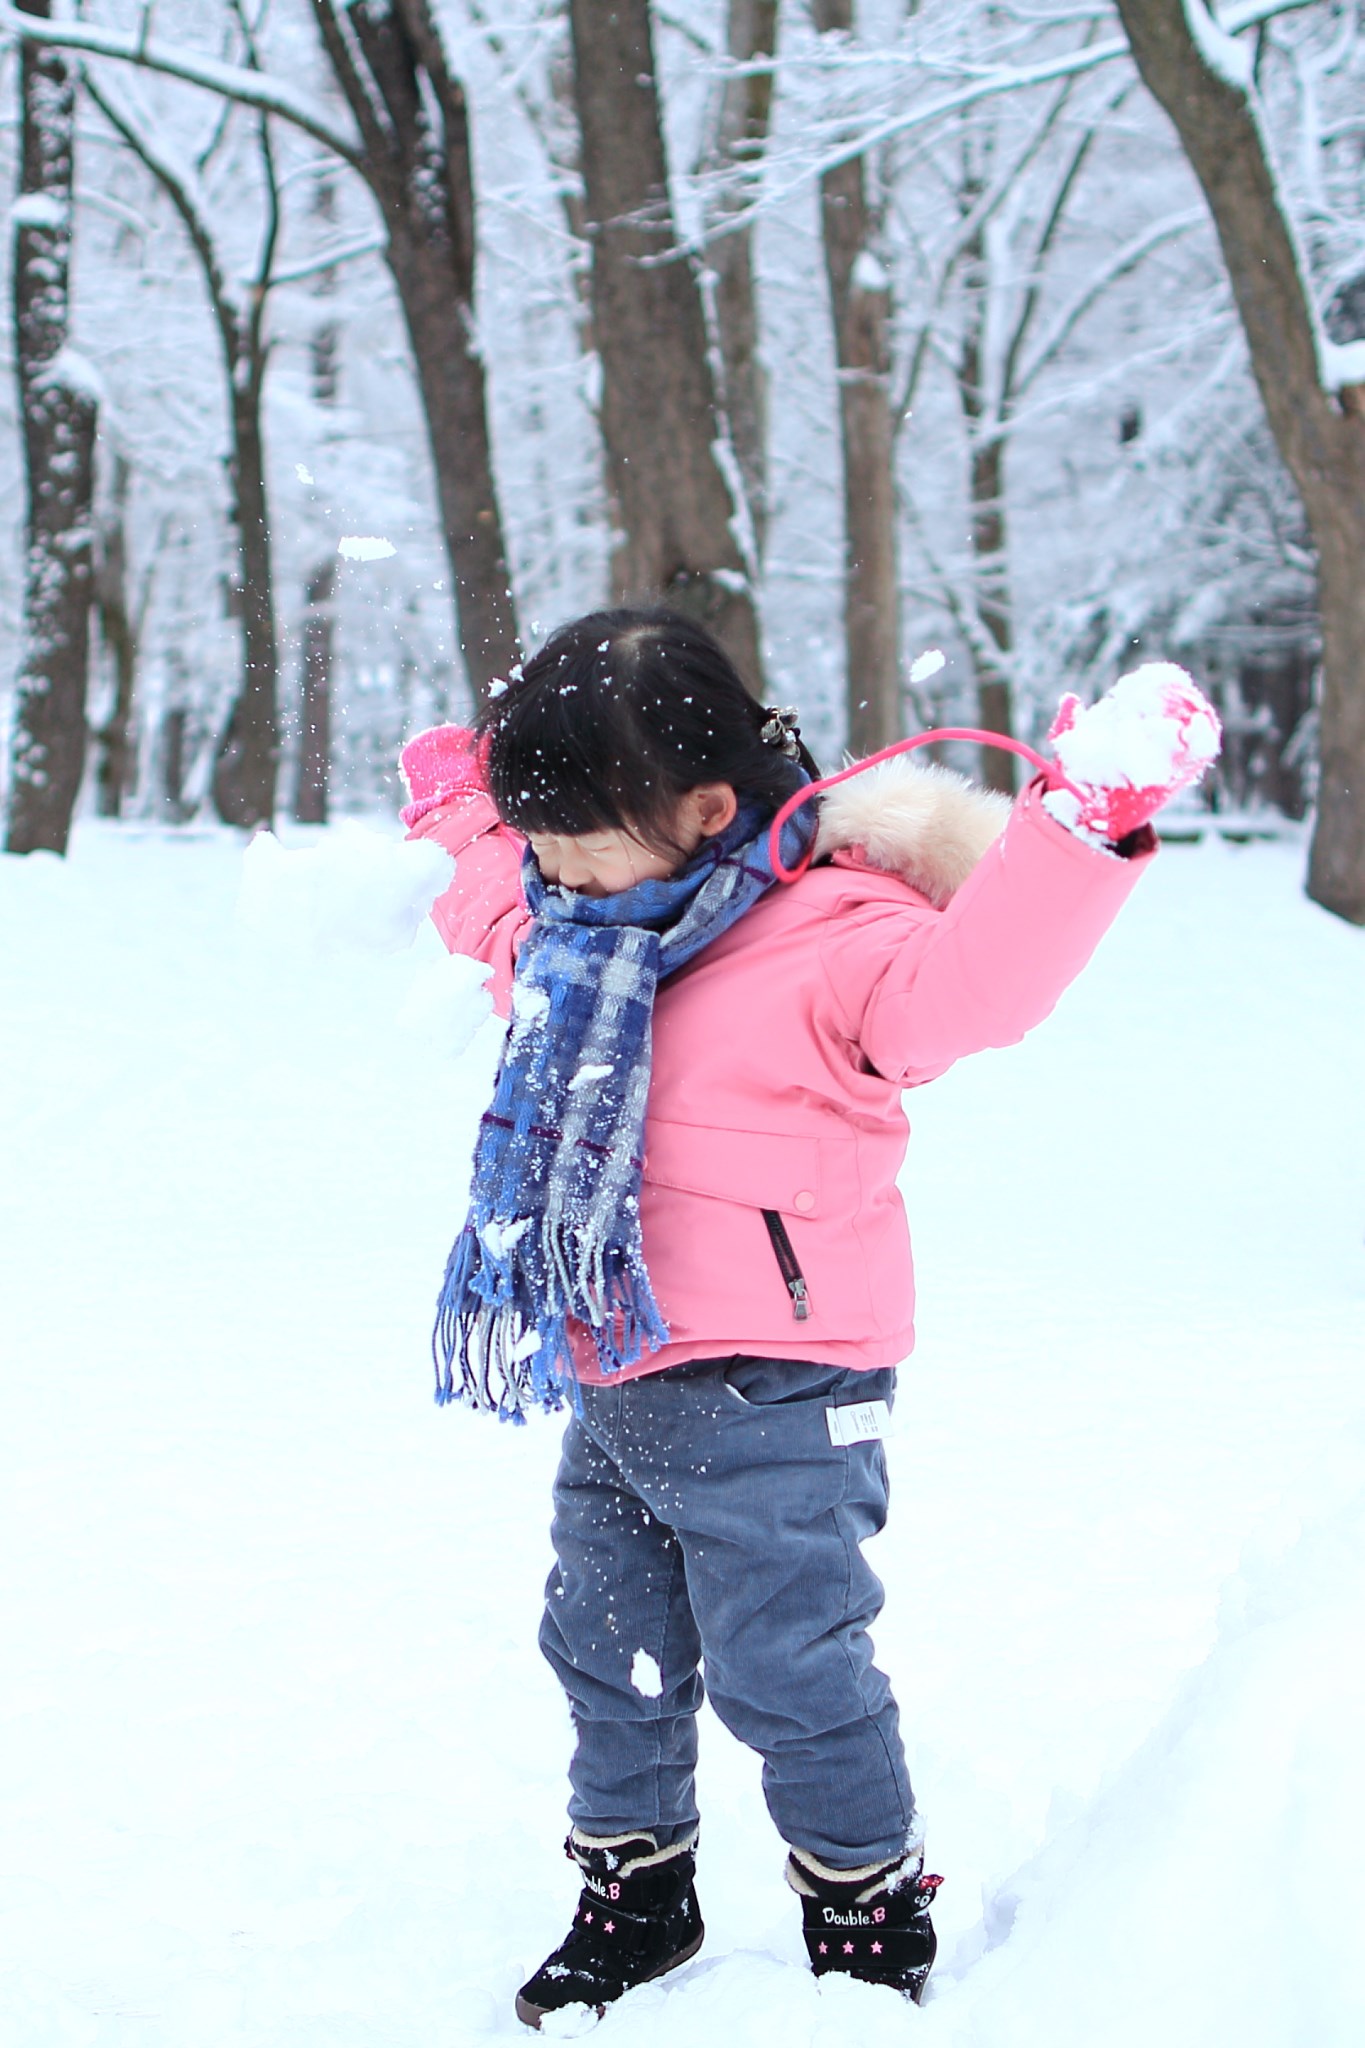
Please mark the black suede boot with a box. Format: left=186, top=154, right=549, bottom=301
left=786, top=1843, right=943, bottom=2003
left=515, top=1830, right=704, bottom=2029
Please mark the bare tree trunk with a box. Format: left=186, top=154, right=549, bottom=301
left=293, top=561, right=334, bottom=825
left=958, top=235, right=1016, bottom=795
left=5, top=3, right=98, bottom=858
left=159, top=703, right=191, bottom=823
left=567, top=0, right=763, bottom=690
left=212, top=374, right=281, bottom=825
left=967, top=438, right=1017, bottom=794
left=813, top=0, right=901, bottom=758
left=1114, top=0, right=1365, bottom=924
left=704, top=0, right=780, bottom=564
left=313, top=0, right=520, bottom=698
left=92, top=452, right=138, bottom=817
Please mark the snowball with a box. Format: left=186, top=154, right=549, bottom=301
left=1051, top=663, right=1219, bottom=792
left=338, top=535, right=397, bottom=561
left=237, top=823, right=454, bottom=960
left=295, top=462, right=316, bottom=486
left=909, top=647, right=946, bottom=685
left=630, top=1650, right=663, bottom=1697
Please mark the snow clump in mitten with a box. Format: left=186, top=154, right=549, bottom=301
left=1044, top=663, right=1221, bottom=845
left=238, top=822, right=454, bottom=959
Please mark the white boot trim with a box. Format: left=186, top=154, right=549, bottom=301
left=569, top=1826, right=698, bottom=1877
left=785, top=1817, right=926, bottom=1902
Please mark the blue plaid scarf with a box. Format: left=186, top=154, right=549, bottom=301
left=433, top=796, right=815, bottom=1421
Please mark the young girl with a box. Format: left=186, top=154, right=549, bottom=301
left=400, top=608, right=1217, bottom=2029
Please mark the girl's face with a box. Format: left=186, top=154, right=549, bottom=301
left=527, top=784, right=738, bottom=898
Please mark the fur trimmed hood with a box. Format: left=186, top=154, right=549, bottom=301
left=813, top=755, right=1012, bottom=910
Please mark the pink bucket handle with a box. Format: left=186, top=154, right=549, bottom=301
left=768, top=727, right=1064, bottom=883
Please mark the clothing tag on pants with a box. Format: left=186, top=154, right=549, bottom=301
left=825, top=1399, right=890, bottom=1448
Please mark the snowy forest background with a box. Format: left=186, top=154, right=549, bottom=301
left=4, top=10, right=1365, bottom=2044
left=2, top=0, right=1363, bottom=881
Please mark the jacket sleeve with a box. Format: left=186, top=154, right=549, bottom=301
left=831, top=779, right=1155, bottom=1087
left=405, top=791, right=529, bottom=1016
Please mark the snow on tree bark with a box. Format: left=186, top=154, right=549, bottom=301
left=6, top=6, right=98, bottom=858
left=567, top=0, right=763, bottom=692
left=956, top=203, right=1017, bottom=797
left=812, top=0, right=901, bottom=758
left=701, top=0, right=780, bottom=568
left=1114, top=0, right=1365, bottom=925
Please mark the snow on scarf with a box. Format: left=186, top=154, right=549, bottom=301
left=433, top=795, right=815, bottom=1422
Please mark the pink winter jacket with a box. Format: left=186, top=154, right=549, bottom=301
left=409, top=758, right=1154, bottom=1380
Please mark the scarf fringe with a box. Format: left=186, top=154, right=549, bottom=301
left=433, top=1220, right=670, bottom=1424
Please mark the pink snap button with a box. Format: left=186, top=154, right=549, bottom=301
left=793, top=1190, right=815, bottom=1213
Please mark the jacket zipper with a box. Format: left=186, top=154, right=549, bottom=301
left=762, top=1210, right=812, bottom=1321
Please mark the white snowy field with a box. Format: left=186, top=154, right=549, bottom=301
left=2, top=819, right=1363, bottom=2048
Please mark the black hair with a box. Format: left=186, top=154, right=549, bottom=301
left=478, top=607, right=819, bottom=855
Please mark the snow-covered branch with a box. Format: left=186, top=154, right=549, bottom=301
left=267, top=232, right=388, bottom=289
left=842, top=0, right=1320, bottom=164
left=890, top=76, right=1083, bottom=436
left=81, top=72, right=244, bottom=358
left=675, top=0, right=1319, bottom=259
left=1181, top=0, right=1255, bottom=89
left=996, top=75, right=1126, bottom=416
left=1016, top=206, right=1207, bottom=396
left=0, top=3, right=362, bottom=165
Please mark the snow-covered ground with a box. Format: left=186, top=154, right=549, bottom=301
left=2, top=821, right=1363, bottom=2048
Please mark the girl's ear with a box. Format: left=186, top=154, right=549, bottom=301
left=691, top=782, right=739, bottom=838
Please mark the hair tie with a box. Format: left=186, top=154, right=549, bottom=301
left=760, top=706, right=803, bottom=760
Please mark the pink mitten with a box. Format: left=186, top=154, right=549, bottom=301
left=1043, top=663, right=1221, bottom=844
left=399, top=723, right=489, bottom=828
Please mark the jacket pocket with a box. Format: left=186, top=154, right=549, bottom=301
left=641, top=1117, right=826, bottom=1216
left=637, top=1116, right=885, bottom=1338
left=642, top=1119, right=827, bottom=1323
